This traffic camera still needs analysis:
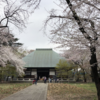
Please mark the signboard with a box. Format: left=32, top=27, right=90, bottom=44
left=31, top=71, right=37, bottom=75
left=50, top=71, right=55, bottom=75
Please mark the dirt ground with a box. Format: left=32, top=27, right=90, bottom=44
left=47, top=83, right=97, bottom=100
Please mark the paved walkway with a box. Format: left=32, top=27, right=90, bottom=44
left=1, top=83, right=48, bottom=100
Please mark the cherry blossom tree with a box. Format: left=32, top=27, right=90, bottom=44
left=17, top=47, right=34, bottom=58
left=0, top=0, right=29, bottom=30
left=0, top=0, right=30, bottom=75
left=63, top=47, right=91, bottom=82
left=0, top=46, right=24, bottom=74
left=43, top=0, right=100, bottom=99
left=0, top=29, right=25, bottom=75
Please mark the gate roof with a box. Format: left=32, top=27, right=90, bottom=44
left=22, top=48, right=65, bottom=68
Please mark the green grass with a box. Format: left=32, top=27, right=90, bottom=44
left=68, top=83, right=97, bottom=93
left=68, top=83, right=97, bottom=100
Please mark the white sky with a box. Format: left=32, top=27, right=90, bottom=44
left=14, top=0, right=62, bottom=53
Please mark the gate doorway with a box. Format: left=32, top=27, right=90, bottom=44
left=37, top=68, right=49, bottom=80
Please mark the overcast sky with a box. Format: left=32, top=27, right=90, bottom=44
left=14, top=0, right=62, bottom=53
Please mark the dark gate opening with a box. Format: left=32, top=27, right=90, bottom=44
left=37, top=68, right=49, bottom=80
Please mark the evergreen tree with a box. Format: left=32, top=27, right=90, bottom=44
left=56, top=59, right=77, bottom=79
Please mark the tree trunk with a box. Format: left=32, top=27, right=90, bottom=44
left=6, top=76, right=9, bottom=81
left=76, top=68, right=80, bottom=82
left=73, top=69, right=75, bottom=80
left=82, top=69, right=87, bottom=82
left=90, top=47, right=100, bottom=100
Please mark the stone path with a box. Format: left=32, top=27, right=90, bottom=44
left=1, top=83, right=48, bottom=100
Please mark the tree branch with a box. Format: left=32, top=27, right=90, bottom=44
left=66, top=0, right=93, bottom=42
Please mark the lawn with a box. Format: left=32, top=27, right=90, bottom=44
left=0, top=83, right=32, bottom=100
left=47, top=83, right=97, bottom=100
left=69, top=83, right=97, bottom=93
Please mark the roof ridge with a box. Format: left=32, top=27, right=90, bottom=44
left=36, top=48, right=52, bottom=50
